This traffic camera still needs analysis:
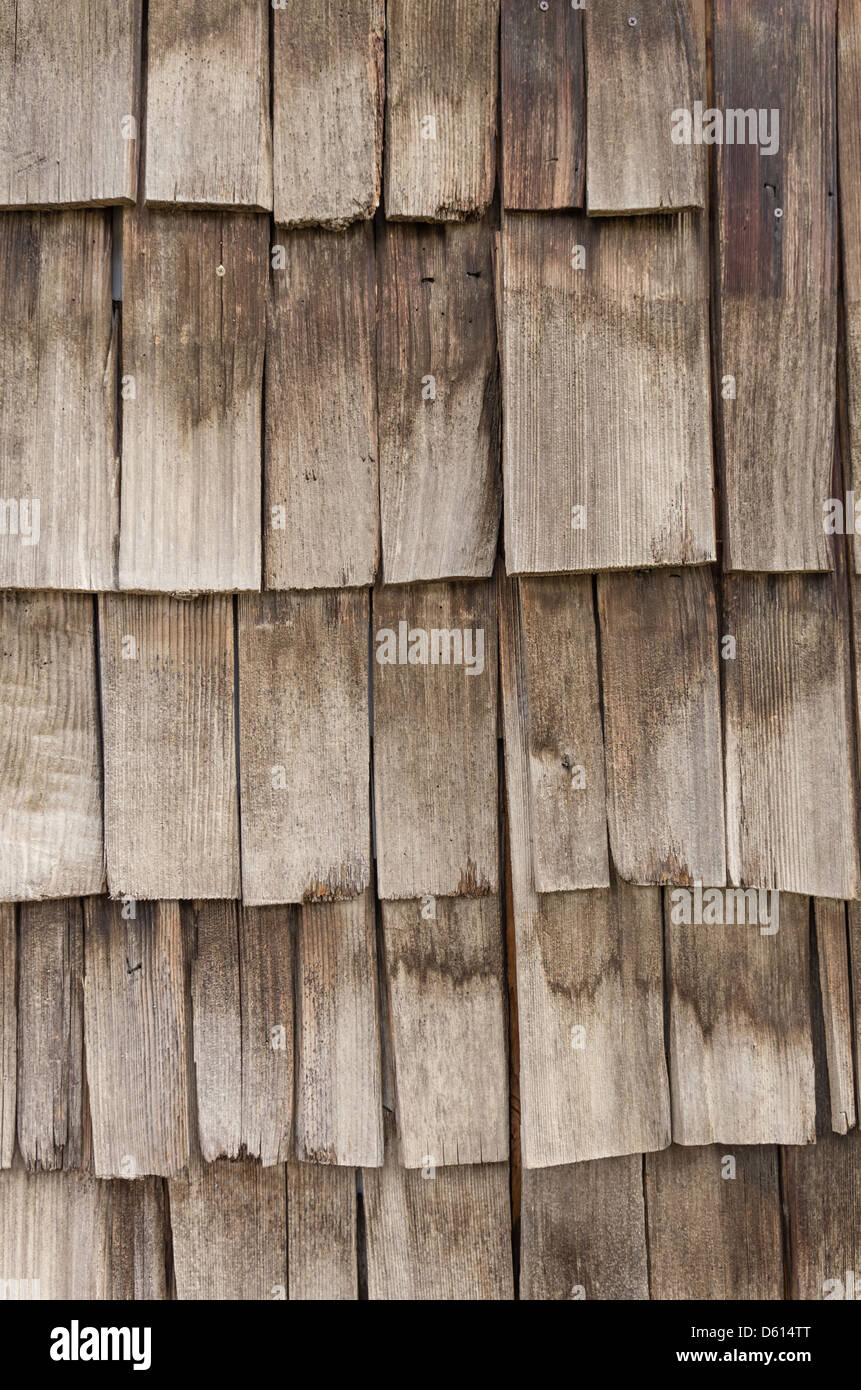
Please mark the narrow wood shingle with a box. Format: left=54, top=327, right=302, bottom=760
left=520, top=1158, right=648, bottom=1301
left=502, top=210, right=715, bottom=573
left=382, top=895, right=508, bottom=1168
left=272, top=1, right=384, bottom=228
left=0, top=906, right=15, bottom=1169
left=814, top=899, right=857, bottom=1135
left=0, top=212, right=118, bottom=590
left=715, top=0, right=835, bottom=571
left=384, top=0, right=498, bottom=221
left=99, top=595, right=239, bottom=901
left=584, top=0, right=704, bottom=216
left=169, top=1159, right=287, bottom=1300
left=723, top=574, right=859, bottom=900
left=238, top=590, right=370, bottom=906
left=500, top=0, right=584, bottom=211
left=294, top=893, right=382, bottom=1168
left=665, top=892, right=816, bottom=1146
left=119, top=208, right=267, bottom=593
left=646, top=1144, right=783, bottom=1299
left=0, top=594, right=104, bottom=902
left=145, top=0, right=272, bottom=210
left=264, top=224, right=378, bottom=590
left=287, top=1161, right=358, bottom=1300
left=0, top=0, right=140, bottom=208
left=84, top=898, right=191, bottom=1179
left=840, top=0, right=861, bottom=574
left=16, top=900, right=85, bottom=1173
left=597, top=568, right=725, bottom=886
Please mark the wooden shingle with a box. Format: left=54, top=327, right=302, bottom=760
left=287, top=1161, right=357, bottom=1300
left=0, top=212, right=118, bottom=590
left=264, top=224, right=378, bottom=590
left=0, top=0, right=140, bottom=209
left=0, top=906, right=15, bottom=1170
left=840, top=0, right=861, bottom=574
left=502, top=210, right=714, bottom=573
left=145, top=0, right=272, bottom=210
left=715, top=0, right=835, bottom=571
left=814, top=899, right=857, bottom=1135
left=500, top=0, right=584, bottom=211
left=238, top=590, right=370, bottom=906
left=378, top=219, right=501, bottom=584
left=0, top=594, right=104, bottom=902
left=119, top=208, right=267, bottom=593
left=384, top=0, right=498, bottom=221
left=272, top=1, right=384, bottom=228
left=169, top=1159, right=287, bottom=1300
left=99, top=595, right=239, bottom=901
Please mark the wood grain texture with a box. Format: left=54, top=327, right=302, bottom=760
left=363, top=1117, right=513, bottom=1300
left=0, top=212, right=118, bottom=589
left=498, top=571, right=670, bottom=1166
left=84, top=898, right=191, bottom=1178
left=119, top=207, right=267, bottom=592
left=840, top=0, right=861, bottom=573
left=0, top=0, right=140, bottom=208
left=238, top=590, right=370, bottom=905
left=0, top=1168, right=165, bottom=1299
left=502, top=210, right=715, bottom=573
left=585, top=0, right=704, bottom=215
left=272, top=0, right=384, bottom=227
left=16, top=901, right=84, bottom=1172
left=287, top=1160, right=357, bottom=1300
left=384, top=0, right=498, bottom=221
left=0, top=594, right=104, bottom=902
left=264, top=223, right=378, bottom=589
left=784, top=1128, right=861, bottom=1300
left=378, top=219, right=501, bottom=583
left=0, top=907, right=15, bottom=1169
left=666, top=891, right=816, bottom=1145
left=814, top=899, right=856, bottom=1135
left=188, top=902, right=293, bottom=1166
left=597, top=568, right=725, bottom=886
left=517, top=576, right=608, bottom=891
left=500, top=0, right=584, bottom=211
left=145, top=0, right=272, bottom=209
left=169, top=1159, right=287, bottom=1300
left=851, top=902, right=861, bottom=1088
left=295, top=893, right=382, bottom=1167
left=646, top=1144, right=783, bottom=1300
left=520, top=1157, right=648, bottom=1301
left=715, top=0, right=835, bottom=571
left=723, top=574, right=860, bottom=900
left=99, top=595, right=239, bottom=901
left=382, top=895, right=508, bottom=1168
left=373, top=579, right=498, bottom=900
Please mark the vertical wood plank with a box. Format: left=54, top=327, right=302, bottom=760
left=378, top=219, right=501, bottom=583
left=646, top=1144, right=783, bottom=1299
left=0, top=594, right=104, bottom=902
left=84, top=898, right=191, bottom=1178
left=0, top=212, right=118, bottom=590
left=373, top=579, right=498, bottom=900
left=238, top=590, right=370, bottom=905
left=363, top=1118, right=513, bottom=1300
left=584, top=0, right=704, bottom=215
left=500, top=0, right=584, bottom=211
left=145, top=0, right=272, bottom=209
left=16, top=901, right=85, bottom=1172
left=108, top=1179, right=169, bottom=1300
left=169, top=1159, right=287, bottom=1300
left=294, top=893, right=382, bottom=1168
left=287, top=1161, right=358, bottom=1300
left=382, top=895, right=508, bottom=1168
left=0, top=0, right=140, bottom=208
left=520, top=1157, right=648, bottom=1301
left=723, top=574, right=860, bottom=899
left=839, top=0, right=861, bottom=573
left=814, top=899, right=856, bottom=1134
left=715, top=0, right=835, bottom=570
left=99, top=595, right=239, bottom=901
left=666, top=892, right=816, bottom=1145
left=264, top=224, right=378, bottom=589
left=119, top=208, right=267, bottom=593
left=272, top=0, right=384, bottom=227
left=0, top=907, right=16, bottom=1169
left=597, top=567, right=725, bottom=886
left=384, top=0, right=498, bottom=221
left=502, top=211, right=714, bottom=573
